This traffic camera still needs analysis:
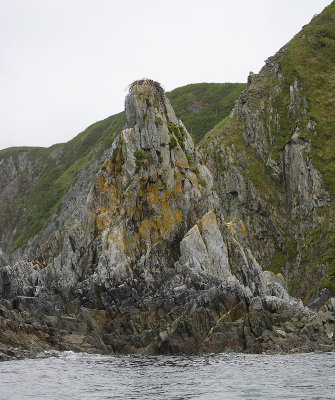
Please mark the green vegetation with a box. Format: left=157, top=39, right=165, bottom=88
left=192, top=166, right=200, bottom=175
left=167, top=82, right=246, bottom=143
left=133, top=149, right=151, bottom=172
left=1, top=81, right=247, bottom=249
left=134, top=150, right=145, bottom=173
left=202, top=116, right=279, bottom=204
left=135, top=161, right=142, bottom=173
left=200, top=3, right=335, bottom=297
left=168, top=123, right=186, bottom=149
left=158, top=155, right=163, bottom=163
left=264, top=3, right=335, bottom=295
left=186, top=154, right=193, bottom=163
left=133, top=150, right=145, bottom=160
left=0, top=112, right=125, bottom=249
left=167, top=123, right=180, bottom=135
left=169, top=136, right=178, bottom=149
left=279, top=4, right=335, bottom=194
left=295, top=207, right=335, bottom=295
left=268, top=240, right=298, bottom=275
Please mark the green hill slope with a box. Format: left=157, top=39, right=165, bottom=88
left=0, top=112, right=124, bottom=249
left=201, top=1, right=335, bottom=299
left=167, top=82, right=246, bottom=143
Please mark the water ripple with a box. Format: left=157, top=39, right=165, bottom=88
left=0, top=352, right=334, bottom=399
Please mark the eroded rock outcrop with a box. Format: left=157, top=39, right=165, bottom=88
left=200, top=15, right=335, bottom=302
left=0, top=80, right=334, bottom=360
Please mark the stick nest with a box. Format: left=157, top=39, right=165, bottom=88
left=129, top=79, right=168, bottom=118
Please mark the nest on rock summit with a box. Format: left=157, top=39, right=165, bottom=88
left=128, top=79, right=168, bottom=119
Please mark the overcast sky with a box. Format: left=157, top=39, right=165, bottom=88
left=0, top=0, right=332, bottom=150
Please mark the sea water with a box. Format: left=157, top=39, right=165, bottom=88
left=0, top=351, right=334, bottom=399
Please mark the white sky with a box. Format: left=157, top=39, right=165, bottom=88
left=0, top=0, right=332, bottom=150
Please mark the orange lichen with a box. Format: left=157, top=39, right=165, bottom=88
left=107, top=229, right=124, bottom=250
left=115, top=151, right=122, bottom=165
left=138, top=219, right=151, bottom=237
left=174, top=210, right=182, bottom=223
left=100, top=206, right=110, bottom=214
left=96, top=175, right=108, bottom=192
left=187, top=171, right=200, bottom=193
left=96, top=214, right=110, bottom=230
left=174, top=170, right=183, bottom=194
left=239, top=220, right=246, bottom=237
left=197, top=210, right=217, bottom=233
left=147, top=183, right=160, bottom=208
left=91, top=145, right=192, bottom=259
left=175, top=149, right=189, bottom=169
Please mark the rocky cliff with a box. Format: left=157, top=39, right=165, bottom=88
left=0, top=83, right=242, bottom=257
left=0, top=79, right=334, bottom=360
left=200, top=2, right=335, bottom=303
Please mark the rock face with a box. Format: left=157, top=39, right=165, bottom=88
left=200, top=3, right=335, bottom=303
left=0, top=80, right=334, bottom=359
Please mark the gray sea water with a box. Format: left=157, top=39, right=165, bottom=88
left=0, top=351, right=334, bottom=400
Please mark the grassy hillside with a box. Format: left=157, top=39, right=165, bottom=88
left=201, top=1, right=335, bottom=297
left=281, top=3, right=335, bottom=193
left=166, top=83, right=246, bottom=143
left=274, top=2, right=335, bottom=295
left=0, top=112, right=124, bottom=249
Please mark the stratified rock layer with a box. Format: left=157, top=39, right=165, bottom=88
left=0, top=80, right=334, bottom=360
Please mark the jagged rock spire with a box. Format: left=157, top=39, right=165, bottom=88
left=125, top=79, right=177, bottom=129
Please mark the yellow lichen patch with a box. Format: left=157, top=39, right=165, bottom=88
left=107, top=230, right=123, bottom=245
left=160, top=201, right=182, bottom=235
left=137, top=188, right=145, bottom=199
left=197, top=210, right=217, bottom=233
left=106, top=159, right=113, bottom=170
left=96, top=175, right=108, bottom=192
left=175, top=149, right=189, bottom=169
left=100, top=206, right=110, bottom=214
left=107, top=228, right=125, bottom=251
left=174, top=210, right=182, bottom=223
left=162, top=209, right=175, bottom=233
left=130, top=203, right=183, bottom=255
left=124, top=167, right=188, bottom=257
left=96, top=214, right=110, bottom=230
left=174, top=169, right=183, bottom=195
left=186, top=171, right=200, bottom=194
left=107, top=184, right=118, bottom=204
left=147, top=183, right=160, bottom=208
left=138, top=219, right=151, bottom=238
left=161, top=194, right=169, bottom=211
left=239, top=220, right=246, bottom=237
left=113, top=151, right=123, bottom=175
left=115, top=151, right=122, bottom=165
left=152, top=172, right=158, bottom=183
left=90, top=181, right=119, bottom=232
